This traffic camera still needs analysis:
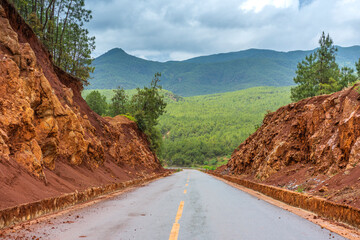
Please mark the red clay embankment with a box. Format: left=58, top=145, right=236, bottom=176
left=222, top=85, right=360, bottom=209
left=215, top=84, right=360, bottom=230
left=0, top=0, right=166, bottom=216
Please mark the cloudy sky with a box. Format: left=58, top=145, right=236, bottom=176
left=85, top=0, right=360, bottom=62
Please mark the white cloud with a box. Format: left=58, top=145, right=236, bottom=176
left=169, top=52, right=199, bottom=61
left=128, top=50, right=163, bottom=61
left=240, top=0, right=298, bottom=13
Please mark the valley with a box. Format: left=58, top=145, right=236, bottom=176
left=83, top=86, right=292, bottom=167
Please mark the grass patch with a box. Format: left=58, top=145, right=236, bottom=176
left=296, top=186, right=305, bottom=193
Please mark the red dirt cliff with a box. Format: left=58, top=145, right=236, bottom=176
left=0, top=0, right=164, bottom=209
left=223, top=86, right=360, bottom=208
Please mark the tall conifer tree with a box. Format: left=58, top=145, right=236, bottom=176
left=291, top=32, right=357, bottom=101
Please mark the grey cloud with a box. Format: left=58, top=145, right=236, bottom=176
left=85, top=0, right=360, bottom=61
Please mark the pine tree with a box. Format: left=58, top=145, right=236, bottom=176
left=290, top=32, right=356, bottom=102
left=317, top=32, right=338, bottom=85
left=130, top=73, right=167, bottom=153
left=290, top=53, right=318, bottom=101
left=356, top=59, right=360, bottom=78
left=130, top=73, right=166, bottom=129
left=85, top=91, right=107, bottom=116
left=338, top=67, right=357, bottom=89
left=10, top=0, right=95, bottom=85
left=110, top=86, right=129, bottom=116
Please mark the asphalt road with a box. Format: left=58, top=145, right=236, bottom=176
left=4, top=170, right=347, bottom=240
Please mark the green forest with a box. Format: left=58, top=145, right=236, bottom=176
left=83, top=86, right=292, bottom=167
left=158, top=86, right=291, bottom=167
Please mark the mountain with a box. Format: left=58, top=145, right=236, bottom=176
left=88, top=46, right=360, bottom=96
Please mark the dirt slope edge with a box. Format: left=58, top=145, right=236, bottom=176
left=219, top=85, right=360, bottom=209
left=0, top=0, right=165, bottom=210
left=0, top=171, right=171, bottom=230
left=207, top=171, right=360, bottom=231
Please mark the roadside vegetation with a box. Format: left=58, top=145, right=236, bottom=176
left=11, top=0, right=95, bottom=84
left=85, top=73, right=167, bottom=154
left=82, top=89, right=182, bottom=105
left=291, top=32, right=360, bottom=101
left=200, top=157, right=229, bottom=171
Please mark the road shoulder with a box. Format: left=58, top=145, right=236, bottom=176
left=210, top=174, right=360, bottom=240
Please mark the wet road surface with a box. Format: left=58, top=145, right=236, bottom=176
left=4, top=170, right=347, bottom=240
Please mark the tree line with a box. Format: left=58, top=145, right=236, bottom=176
left=85, top=73, right=167, bottom=154
left=10, top=0, right=95, bottom=84
left=291, top=32, right=360, bottom=101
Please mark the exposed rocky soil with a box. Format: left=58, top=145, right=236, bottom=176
left=221, top=85, right=360, bottom=209
left=0, top=0, right=164, bottom=210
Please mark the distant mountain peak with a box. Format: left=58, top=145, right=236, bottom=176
left=95, top=47, right=134, bottom=62
left=106, top=48, right=127, bottom=55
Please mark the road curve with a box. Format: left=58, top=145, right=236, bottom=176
left=3, top=169, right=347, bottom=240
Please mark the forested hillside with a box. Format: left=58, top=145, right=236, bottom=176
left=83, top=87, right=292, bottom=166
left=158, top=86, right=291, bottom=166
left=88, top=46, right=360, bottom=96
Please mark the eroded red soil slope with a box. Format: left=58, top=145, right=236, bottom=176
left=222, top=86, right=360, bottom=208
left=0, top=0, right=164, bottom=209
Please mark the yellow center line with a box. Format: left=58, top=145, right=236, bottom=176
left=169, top=201, right=185, bottom=240
left=184, top=189, right=187, bottom=194
left=169, top=223, right=180, bottom=240
left=185, top=183, right=188, bottom=187
left=175, top=201, right=184, bottom=223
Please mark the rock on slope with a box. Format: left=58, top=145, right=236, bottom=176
left=224, top=86, right=360, bottom=208
left=0, top=0, right=163, bottom=209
